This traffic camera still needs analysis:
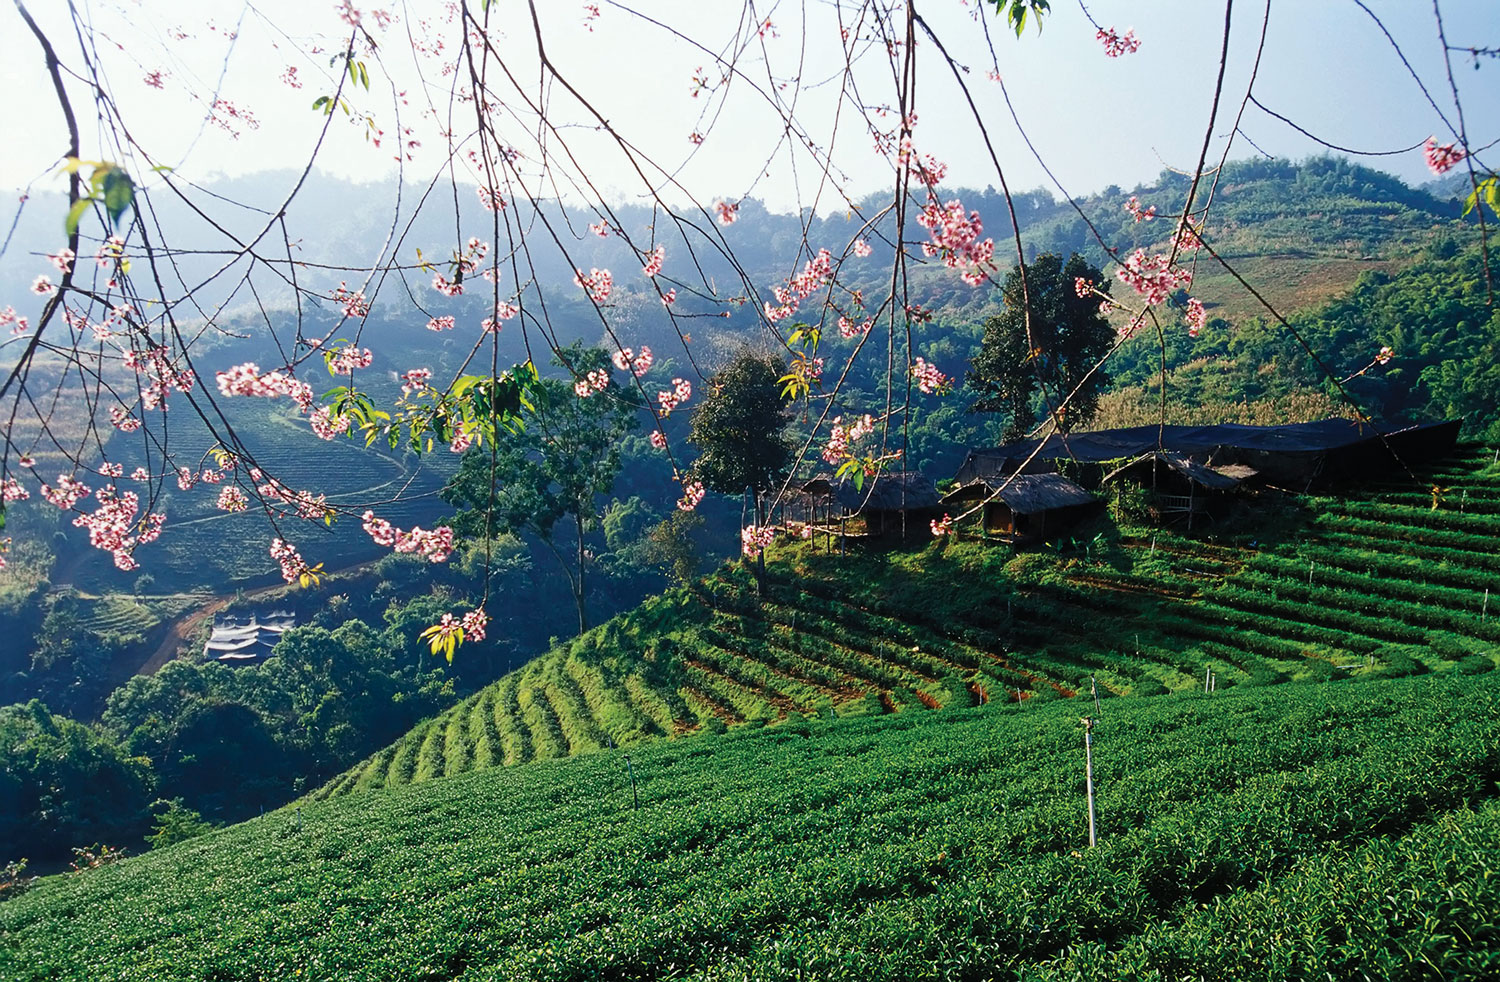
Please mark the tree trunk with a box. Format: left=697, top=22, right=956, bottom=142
left=574, top=510, right=588, bottom=634
left=754, top=489, right=767, bottom=598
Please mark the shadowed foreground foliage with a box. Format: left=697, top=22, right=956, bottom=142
left=2, top=673, right=1498, bottom=980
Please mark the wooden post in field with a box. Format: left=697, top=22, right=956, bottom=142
left=1484, top=588, right=1490, bottom=622
left=1204, top=666, right=1212, bottom=694
left=1082, top=716, right=1098, bottom=849
left=1091, top=676, right=1101, bottom=715
left=624, top=753, right=639, bottom=810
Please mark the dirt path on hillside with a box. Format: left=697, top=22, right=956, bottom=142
left=134, top=561, right=378, bottom=676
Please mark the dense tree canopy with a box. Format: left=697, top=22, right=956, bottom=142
left=968, top=252, right=1116, bottom=440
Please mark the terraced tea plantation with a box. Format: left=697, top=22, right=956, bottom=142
left=316, top=445, right=1500, bottom=796
left=5, top=674, right=1499, bottom=980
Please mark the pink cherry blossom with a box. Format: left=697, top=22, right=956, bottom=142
left=0, top=307, right=29, bottom=337
left=1115, top=248, right=1193, bottom=306
left=573, top=368, right=610, bottom=398
left=740, top=523, right=776, bottom=559
left=1124, top=195, right=1156, bottom=222
left=911, top=357, right=951, bottom=395
left=269, top=538, right=312, bottom=583
left=216, top=362, right=314, bottom=411
left=309, top=405, right=353, bottom=440
left=331, top=282, right=371, bottom=319
left=588, top=220, right=610, bottom=237
left=31, top=276, right=55, bottom=296
left=217, top=487, right=248, bottom=512
left=657, top=377, right=692, bottom=415
left=1097, top=27, right=1141, bottom=57
left=427, top=315, right=455, bottom=332
left=2, top=478, right=30, bottom=503
left=1424, top=137, right=1466, bottom=175
left=109, top=406, right=142, bottom=432
left=661, top=288, right=677, bottom=306
left=642, top=244, right=665, bottom=277
left=917, top=198, right=995, bottom=286
left=677, top=480, right=705, bottom=511
left=361, top=510, right=454, bottom=562
left=1185, top=297, right=1207, bottom=337
left=715, top=200, right=739, bottom=225
left=400, top=368, right=432, bottom=396
left=649, top=430, right=667, bottom=450
left=460, top=607, right=488, bottom=641
left=40, top=474, right=90, bottom=510
left=327, top=344, right=374, bottom=374
left=574, top=267, right=613, bottom=303
left=852, top=238, right=872, bottom=257
left=931, top=514, right=955, bottom=537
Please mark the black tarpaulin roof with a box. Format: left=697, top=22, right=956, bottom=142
left=955, top=418, right=1455, bottom=480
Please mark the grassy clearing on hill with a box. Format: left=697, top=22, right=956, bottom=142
left=310, top=445, right=1500, bottom=796
left=3, top=673, right=1498, bottom=981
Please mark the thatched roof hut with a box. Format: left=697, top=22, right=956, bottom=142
left=940, top=472, right=1098, bottom=542
left=833, top=471, right=942, bottom=544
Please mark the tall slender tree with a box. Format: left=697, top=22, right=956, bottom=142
left=687, top=351, right=793, bottom=594
left=442, top=346, right=638, bottom=635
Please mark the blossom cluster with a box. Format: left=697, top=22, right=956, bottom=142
left=611, top=346, right=654, bottom=376
left=931, top=513, right=955, bottom=537
left=124, top=346, right=197, bottom=411
left=482, top=302, right=519, bottom=333
left=1, top=478, right=29, bottom=503
left=72, top=485, right=165, bottom=571
left=677, top=480, right=705, bottom=511
left=740, top=523, right=776, bottom=559
left=911, top=357, right=951, bottom=395
left=40, top=474, right=91, bottom=510
left=1185, top=297, right=1208, bottom=337
left=1097, top=27, right=1141, bottom=57
left=838, top=315, right=872, bottom=339
left=898, top=137, right=948, bottom=187
left=715, top=201, right=739, bottom=225
left=109, top=406, right=142, bottom=433
left=327, top=344, right=374, bottom=375
left=1115, top=248, right=1193, bottom=306
left=822, top=414, right=875, bottom=465
left=917, top=199, right=995, bottom=286
left=400, top=368, right=432, bottom=396
left=269, top=538, right=312, bottom=583
left=460, top=607, right=488, bottom=641
left=573, top=267, right=613, bottom=304
left=331, top=282, right=370, bottom=319
left=642, top=245, right=665, bottom=277
left=657, top=377, right=693, bottom=415
left=216, top=486, right=248, bottom=512
left=0, top=306, right=29, bottom=337
left=574, top=368, right=611, bottom=397
left=309, top=405, right=353, bottom=440
left=476, top=186, right=506, bottom=212
left=1124, top=196, right=1156, bottom=222
left=217, top=362, right=314, bottom=410
left=1424, top=137, right=1466, bottom=176
left=361, top=510, right=455, bottom=562
left=764, top=248, right=834, bottom=323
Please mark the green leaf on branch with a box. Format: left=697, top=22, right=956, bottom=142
left=1463, top=176, right=1499, bottom=220
left=101, top=169, right=136, bottom=229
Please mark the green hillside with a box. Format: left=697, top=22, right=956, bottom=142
left=4, top=673, right=1498, bottom=980
left=312, top=444, right=1500, bottom=796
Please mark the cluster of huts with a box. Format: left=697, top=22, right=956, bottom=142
left=781, top=418, right=1459, bottom=546
left=202, top=610, right=296, bottom=664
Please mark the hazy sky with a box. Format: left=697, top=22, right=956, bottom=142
left=1, top=0, right=1495, bottom=213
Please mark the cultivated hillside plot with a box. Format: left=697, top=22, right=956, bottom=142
left=2, top=675, right=1497, bottom=980
left=317, top=445, right=1500, bottom=795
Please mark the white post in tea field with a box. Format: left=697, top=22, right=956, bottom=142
left=1082, top=716, right=1098, bottom=849
left=1485, top=588, right=1490, bottom=623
